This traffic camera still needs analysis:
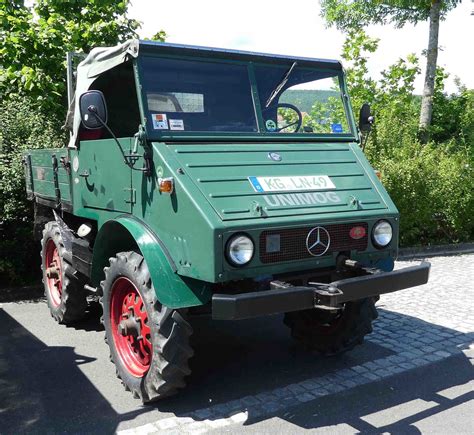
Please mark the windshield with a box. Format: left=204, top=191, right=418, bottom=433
left=254, top=64, right=350, bottom=134
left=140, top=56, right=257, bottom=133
left=139, top=56, right=351, bottom=136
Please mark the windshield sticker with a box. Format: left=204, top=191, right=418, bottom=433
left=169, top=119, right=184, bottom=130
left=331, top=123, right=343, bottom=133
left=248, top=175, right=336, bottom=193
left=152, top=114, right=168, bottom=129
left=265, top=119, right=277, bottom=132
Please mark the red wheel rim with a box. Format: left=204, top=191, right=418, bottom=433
left=110, top=277, right=152, bottom=377
left=45, top=239, right=63, bottom=307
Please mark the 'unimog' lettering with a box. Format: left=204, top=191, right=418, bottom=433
left=263, top=192, right=341, bottom=207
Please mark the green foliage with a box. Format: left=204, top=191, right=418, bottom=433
left=0, top=94, right=64, bottom=284
left=0, top=0, right=162, bottom=117
left=431, top=72, right=474, bottom=145
left=0, top=1, right=166, bottom=286
left=320, top=0, right=462, bottom=29
left=373, top=143, right=473, bottom=245
left=342, top=30, right=474, bottom=246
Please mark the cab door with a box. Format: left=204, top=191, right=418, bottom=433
left=71, top=138, right=133, bottom=215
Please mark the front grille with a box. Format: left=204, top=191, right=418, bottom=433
left=259, top=222, right=368, bottom=264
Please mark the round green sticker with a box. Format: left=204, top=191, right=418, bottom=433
left=265, top=119, right=277, bottom=131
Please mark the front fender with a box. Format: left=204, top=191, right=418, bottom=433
left=91, top=216, right=211, bottom=308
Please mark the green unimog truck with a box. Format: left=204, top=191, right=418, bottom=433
left=23, top=39, right=430, bottom=402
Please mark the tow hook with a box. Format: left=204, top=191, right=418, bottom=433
left=271, top=280, right=343, bottom=311
left=308, top=282, right=344, bottom=311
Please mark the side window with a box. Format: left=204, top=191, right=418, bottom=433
left=87, top=62, right=141, bottom=138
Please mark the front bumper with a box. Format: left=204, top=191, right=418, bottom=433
left=212, top=262, right=430, bottom=320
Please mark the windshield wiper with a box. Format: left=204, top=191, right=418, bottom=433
left=265, top=61, right=297, bottom=108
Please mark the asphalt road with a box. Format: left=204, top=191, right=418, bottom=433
left=1, top=254, right=473, bottom=434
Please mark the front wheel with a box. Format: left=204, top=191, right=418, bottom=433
left=284, top=298, right=378, bottom=355
left=101, top=251, right=193, bottom=402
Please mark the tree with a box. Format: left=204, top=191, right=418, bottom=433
left=0, top=0, right=165, bottom=117
left=0, top=1, right=165, bottom=285
left=319, top=0, right=462, bottom=142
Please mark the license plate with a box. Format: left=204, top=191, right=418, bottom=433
left=248, top=175, right=336, bottom=192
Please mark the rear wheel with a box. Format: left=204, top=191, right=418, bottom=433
left=41, top=221, right=87, bottom=324
left=101, top=251, right=193, bottom=402
left=284, top=298, right=378, bottom=355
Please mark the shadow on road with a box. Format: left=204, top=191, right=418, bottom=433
left=0, top=304, right=472, bottom=433
left=0, top=308, right=140, bottom=434
left=160, top=313, right=392, bottom=413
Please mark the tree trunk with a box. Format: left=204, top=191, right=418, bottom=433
left=419, top=0, right=442, bottom=143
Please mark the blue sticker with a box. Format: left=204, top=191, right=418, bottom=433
left=248, top=176, right=264, bottom=192
left=331, top=123, right=343, bottom=133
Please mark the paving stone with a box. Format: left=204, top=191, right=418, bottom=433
left=241, top=395, right=260, bottom=406
left=255, top=392, right=278, bottom=403
left=311, top=387, right=329, bottom=396
left=261, top=401, right=282, bottom=413
left=325, top=383, right=345, bottom=393
left=351, top=365, right=369, bottom=373
left=192, top=408, right=213, bottom=420
left=341, top=379, right=358, bottom=388
left=434, top=350, right=452, bottom=358
left=362, top=372, right=379, bottom=381
left=296, top=392, right=316, bottom=403
left=287, top=384, right=306, bottom=394
left=300, top=379, right=320, bottom=390
left=424, top=353, right=444, bottom=362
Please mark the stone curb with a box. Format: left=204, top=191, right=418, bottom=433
left=398, top=243, right=474, bottom=260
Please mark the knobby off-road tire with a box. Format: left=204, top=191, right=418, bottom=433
left=284, top=298, right=378, bottom=355
left=41, top=221, right=87, bottom=324
left=101, top=251, right=193, bottom=403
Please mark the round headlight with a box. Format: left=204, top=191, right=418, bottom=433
left=372, top=220, right=393, bottom=248
left=226, top=234, right=254, bottom=266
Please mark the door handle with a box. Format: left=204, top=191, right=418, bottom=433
left=79, top=170, right=90, bottom=178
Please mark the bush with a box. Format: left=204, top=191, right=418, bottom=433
left=0, top=94, right=64, bottom=286
left=369, top=142, right=473, bottom=246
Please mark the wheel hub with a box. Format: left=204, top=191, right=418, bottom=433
left=118, top=314, right=141, bottom=338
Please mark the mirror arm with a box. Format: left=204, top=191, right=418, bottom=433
left=87, top=106, right=128, bottom=163
left=88, top=107, right=150, bottom=175
left=360, top=120, right=374, bottom=152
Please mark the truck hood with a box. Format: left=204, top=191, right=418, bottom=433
left=168, top=142, right=391, bottom=221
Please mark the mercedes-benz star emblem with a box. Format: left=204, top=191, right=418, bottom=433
left=306, top=226, right=331, bottom=257
left=268, top=152, right=282, bottom=162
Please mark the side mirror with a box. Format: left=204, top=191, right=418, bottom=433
left=359, top=103, right=374, bottom=133
left=79, top=90, right=107, bottom=129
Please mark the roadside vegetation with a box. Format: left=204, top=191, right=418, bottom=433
left=0, top=1, right=472, bottom=286
left=340, top=29, right=473, bottom=247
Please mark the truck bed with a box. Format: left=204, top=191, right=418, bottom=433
left=24, top=148, right=72, bottom=209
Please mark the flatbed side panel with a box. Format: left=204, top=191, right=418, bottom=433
left=27, top=148, right=71, bottom=204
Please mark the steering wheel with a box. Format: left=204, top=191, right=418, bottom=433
left=274, top=103, right=303, bottom=133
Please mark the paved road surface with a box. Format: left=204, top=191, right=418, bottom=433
left=1, top=255, right=473, bottom=434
